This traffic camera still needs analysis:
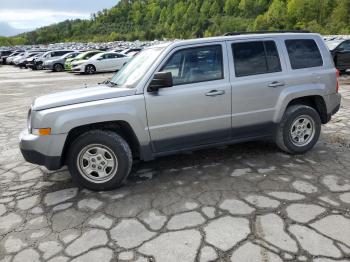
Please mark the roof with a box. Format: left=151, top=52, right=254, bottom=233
left=151, top=32, right=322, bottom=50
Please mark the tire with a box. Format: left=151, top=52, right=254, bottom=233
left=53, top=63, right=64, bottom=72
left=36, top=63, right=43, bottom=70
left=275, top=105, right=321, bottom=154
left=85, top=64, right=96, bottom=74
left=67, top=130, right=133, bottom=191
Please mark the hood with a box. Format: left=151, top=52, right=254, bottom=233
left=32, top=85, right=136, bottom=111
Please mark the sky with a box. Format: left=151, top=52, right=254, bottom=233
left=0, top=0, right=118, bottom=37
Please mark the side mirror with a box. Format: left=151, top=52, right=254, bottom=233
left=148, top=72, right=173, bottom=92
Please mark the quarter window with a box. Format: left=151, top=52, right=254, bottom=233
left=161, top=45, right=223, bottom=85
left=232, top=41, right=281, bottom=77
left=285, top=39, right=323, bottom=69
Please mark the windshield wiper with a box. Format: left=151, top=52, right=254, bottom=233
left=100, top=80, right=118, bottom=87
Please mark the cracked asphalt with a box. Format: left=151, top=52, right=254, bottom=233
left=0, top=65, right=350, bottom=262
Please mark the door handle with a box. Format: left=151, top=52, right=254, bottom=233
left=205, top=90, right=225, bottom=96
left=268, top=81, right=285, bottom=88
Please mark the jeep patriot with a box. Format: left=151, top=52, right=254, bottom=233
left=20, top=32, right=341, bottom=190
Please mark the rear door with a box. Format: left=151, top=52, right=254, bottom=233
left=226, top=39, right=287, bottom=138
left=144, top=43, right=232, bottom=153
left=95, top=54, right=109, bottom=71
left=108, top=53, right=123, bottom=71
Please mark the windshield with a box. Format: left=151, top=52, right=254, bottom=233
left=76, top=51, right=99, bottom=60
left=41, top=51, right=52, bottom=58
left=110, top=47, right=164, bottom=88
left=326, top=41, right=341, bottom=51
left=63, top=52, right=78, bottom=59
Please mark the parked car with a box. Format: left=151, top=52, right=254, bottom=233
left=0, top=50, right=13, bottom=64
left=12, top=52, right=30, bottom=65
left=120, top=48, right=142, bottom=56
left=43, top=51, right=81, bottom=72
left=26, top=52, right=50, bottom=70
left=327, top=39, right=350, bottom=73
left=17, top=52, right=45, bottom=68
left=4, top=52, right=17, bottom=64
left=64, top=51, right=102, bottom=71
left=29, top=50, right=73, bottom=70
left=7, top=52, right=25, bottom=65
left=25, top=54, right=43, bottom=68
left=71, top=52, right=130, bottom=74
left=20, top=32, right=341, bottom=191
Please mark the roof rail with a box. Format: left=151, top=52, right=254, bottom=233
left=223, top=30, right=310, bottom=36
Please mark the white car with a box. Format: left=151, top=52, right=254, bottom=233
left=71, top=52, right=130, bottom=74
left=8, top=53, right=25, bottom=65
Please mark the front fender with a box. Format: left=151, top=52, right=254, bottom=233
left=33, top=95, right=151, bottom=147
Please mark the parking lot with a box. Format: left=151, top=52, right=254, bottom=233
left=0, top=65, right=350, bottom=261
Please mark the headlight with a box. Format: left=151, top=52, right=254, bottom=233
left=27, top=108, right=32, bottom=133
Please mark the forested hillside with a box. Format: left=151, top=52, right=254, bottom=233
left=3, top=0, right=350, bottom=45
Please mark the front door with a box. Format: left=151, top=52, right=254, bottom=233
left=144, top=43, right=231, bottom=153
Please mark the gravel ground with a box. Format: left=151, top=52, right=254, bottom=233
left=0, top=65, right=350, bottom=262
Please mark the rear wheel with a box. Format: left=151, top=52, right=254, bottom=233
left=67, top=130, right=132, bottom=191
left=275, top=105, right=321, bottom=154
left=53, top=63, right=64, bottom=72
left=85, top=64, right=96, bottom=74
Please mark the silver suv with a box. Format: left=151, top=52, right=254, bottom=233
left=20, top=32, right=341, bottom=190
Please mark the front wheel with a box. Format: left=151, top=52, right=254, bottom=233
left=36, top=63, right=43, bottom=70
left=85, top=64, right=96, bottom=74
left=275, top=105, right=321, bottom=154
left=53, top=63, right=64, bottom=72
left=67, top=130, right=132, bottom=191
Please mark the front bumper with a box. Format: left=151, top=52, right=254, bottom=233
left=20, top=148, right=62, bottom=170
left=72, top=66, right=84, bottom=72
left=19, top=129, right=67, bottom=170
left=27, top=62, right=36, bottom=69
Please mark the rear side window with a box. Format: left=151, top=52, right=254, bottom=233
left=232, top=41, right=281, bottom=77
left=285, top=39, right=323, bottom=69
left=57, top=51, right=69, bottom=56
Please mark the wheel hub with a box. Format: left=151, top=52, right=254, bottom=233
left=77, top=144, right=118, bottom=183
left=290, top=115, right=315, bottom=147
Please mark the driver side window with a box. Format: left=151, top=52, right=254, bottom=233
left=160, top=45, right=223, bottom=86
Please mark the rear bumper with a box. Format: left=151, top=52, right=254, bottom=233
left=325, top=93, right=341, bottom=122
left=72, top=67, right=83, bottom=72
left=27, top=63, right=35, bottom=69
left=64, top=64, right=72, bottom=71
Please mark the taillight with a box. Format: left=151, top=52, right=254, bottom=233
left=336, top=69, right=340, bottom=93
